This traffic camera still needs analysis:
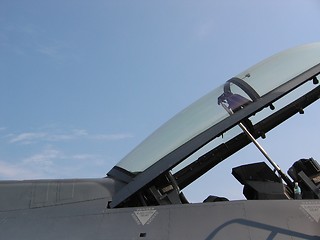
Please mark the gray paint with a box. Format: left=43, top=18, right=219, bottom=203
left=0, top=192, right=319, bottom=239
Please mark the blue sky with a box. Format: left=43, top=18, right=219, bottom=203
left=1, top=0, right=320, bottom=202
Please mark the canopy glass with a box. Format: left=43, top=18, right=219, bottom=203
left=115, top=43, right=320, bottom=174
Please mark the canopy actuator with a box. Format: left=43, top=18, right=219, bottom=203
left=219, top=96, right=294, bottom=189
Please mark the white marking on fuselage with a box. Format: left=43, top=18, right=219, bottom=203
left=132, top=208, right=158, bottom=225
left=300, top=202, right=320, bottom=223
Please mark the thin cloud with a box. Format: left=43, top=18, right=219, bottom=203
left=35, top=41, right=67, bottom=61
left=0, top=145, right=111, bottom=180
left=0, top=161, right=40, bottom=179
left=72, top=129, right=88, bottom=136
left=1, top=22, right=67, bottom=61
left=9, top=132, right=48, bottom=144
left=89, top=133, right=133, bottom=141
left=1, top=127, right=130, bottom=179
left=7, top=129, right=132, bottom=144
left=23, top=147, right=61, bottom=167
left=71, top=154, right=105, bottom=166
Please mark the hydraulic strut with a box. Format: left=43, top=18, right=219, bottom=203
left=221, top=103, right=294, bottom=188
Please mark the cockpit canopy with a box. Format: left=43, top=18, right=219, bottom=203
left=108, top=42, right=320, bottom=208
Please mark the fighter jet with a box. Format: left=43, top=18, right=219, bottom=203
left=1, top=43, right=320, bottom=239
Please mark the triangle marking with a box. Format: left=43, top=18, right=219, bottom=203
left=133, top=209, right=157, bottom=225
left=301, top=203, right=320, bottom=223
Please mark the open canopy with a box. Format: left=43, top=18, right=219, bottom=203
left=108, top=42, right=320, bottom=208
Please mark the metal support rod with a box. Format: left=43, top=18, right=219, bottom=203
left=221, top=103, right=294, bottom=188
left=237, top=121, right=281, bottom=172
left=238, top=121, right=294, bottom=188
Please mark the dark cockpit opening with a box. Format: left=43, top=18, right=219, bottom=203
left=113, top=171, right=188, bottom=208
